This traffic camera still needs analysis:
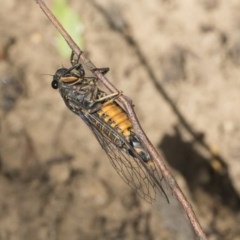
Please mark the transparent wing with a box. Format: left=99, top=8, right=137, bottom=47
left=76, top=112, right=198, bottom=239
left=83, top=113, right=169, bottom=204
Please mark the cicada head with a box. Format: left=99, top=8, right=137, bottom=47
left=51, top=64, right=85, bottom=90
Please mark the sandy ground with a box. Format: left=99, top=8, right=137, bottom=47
left=1, top=0, right=240, bottom=239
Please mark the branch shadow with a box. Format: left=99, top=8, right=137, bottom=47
left=158, top=125, right=240, bottom=212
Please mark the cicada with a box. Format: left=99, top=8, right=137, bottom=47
left=51, top=52, right=168, bottom=203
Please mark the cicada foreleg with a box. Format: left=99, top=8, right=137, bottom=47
left=71, top=51, right=109, bottom=75
left=70, top=51, right=83, bottom=66
left=92, top=67, right=110, bottom=75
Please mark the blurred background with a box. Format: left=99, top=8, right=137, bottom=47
left=1, top=0, right=240, bottom=239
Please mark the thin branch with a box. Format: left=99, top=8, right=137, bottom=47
left=35, top=1, right=207, bottom=239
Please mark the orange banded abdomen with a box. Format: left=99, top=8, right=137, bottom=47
left=97, top=101, right=132, bottom=136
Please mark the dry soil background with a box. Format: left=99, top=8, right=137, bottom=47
left=1, top=0, right=240, bottom=239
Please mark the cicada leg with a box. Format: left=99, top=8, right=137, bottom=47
left=94, top=91, right=122, bottom=103
left=71, top=51, right=109, bottom=75
left=88, top=90, right=122, bottom=114
left=70, top=50, right=83, bottom=66
left=92, top=67, right=110, bottom=75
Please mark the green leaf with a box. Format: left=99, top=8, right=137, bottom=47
left=53, top=0, right=84, bottom=57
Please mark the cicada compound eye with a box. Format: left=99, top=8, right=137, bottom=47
left=51, top=79, right=59, bottom=89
